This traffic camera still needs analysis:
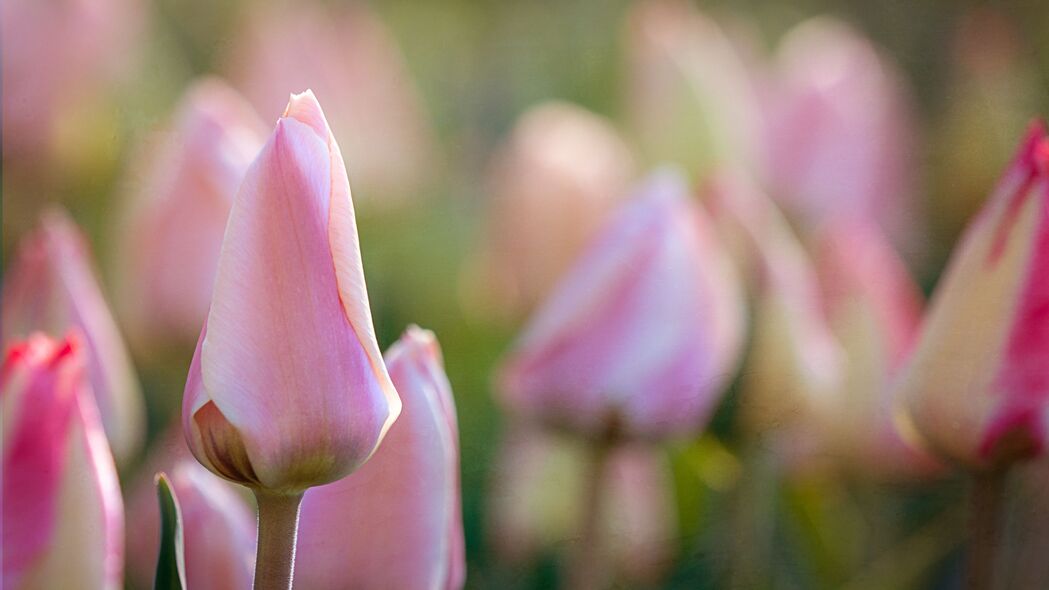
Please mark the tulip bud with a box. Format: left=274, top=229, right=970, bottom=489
left=296, top=326, right=465, bottom=589
left=705, top=174, right=841, bottom=464
left=2, top=334, right=124, bottom=589
left=499, top=170, right=744, bottom=441
left=762, top=18, right=918, bottom=245
left=466, top=102, right=636, bottom=319
left=624, top=0, right=761, bottom=179
left=182, top=90, right=400, bottom=493
left=487, top=427, right=676, bottom=584
left=118, top=78, right=266, bottom=346
left=126, top=453, right=255, bottom=590
left=814, top=222, right=943, bottom=478
left=224, top=3, right=435, bottom=201
left=896, top=123, right=1049, bottom=471
left=2, top=210, right=145, bottom=464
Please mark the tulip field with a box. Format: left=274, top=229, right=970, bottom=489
left=6, top=1, right=1049, bottom=589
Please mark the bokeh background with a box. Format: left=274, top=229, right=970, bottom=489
left=5, top=0, right=1049, bottom=588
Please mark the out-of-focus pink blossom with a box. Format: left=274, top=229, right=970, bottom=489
left=896, top=123, right=1049, bottom=471
left=624, top=0, right=762, bottom=179
left=487, top=427, right=676, bottom=584
left=296, top=326, right=464, bottom=590
left=126, top=448, right=255, bottom=590
left=225, top=2, right=436, bottom=202
left=813, top=221, right=943, bottom=479
left=182, top=91, right=400, bottom=493
left=761, top=18, right=919, bottom=246
left=499, top=170, right=744, bottom=441
left=2, top=211, right=145, bottom=464
left=2, top=334, right=124, bottom=589
left=118, top=78, right=266, bottom=347
left=1, top=0, right=140, bottom=158
left=466, top=102, right=636, bottom=319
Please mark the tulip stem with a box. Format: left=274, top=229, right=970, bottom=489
left=965, top=468, right=1007, bottom=590
left=253, top=490, right=304, bottom=590
left=566, top=439, right=613, bottom=590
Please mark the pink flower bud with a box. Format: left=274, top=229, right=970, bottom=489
left=487, top=427, right=676, bottom=585
left=224, top=3, right=435, bottom=201
left=499, top=171, right=744, bottom=441
left=2, top=211, right=145, bottom=464
left=896, top=122, right=1049, bottom=470
left=624, top=0, right=761, bottom=178
left=126, top=450, right=255, bottom=590
left=814, top=222, right=943, bottom=478
left=182, top=90, right=400, bottom=493
left=118, top=78, right=266, bottom=346
left=2, top=334, right=124, bottom=589
left=467, top=102, right=635, bottom=318
left=296, top=326, right=465, bottom=589
left=762, top=18, right=919, bottom=244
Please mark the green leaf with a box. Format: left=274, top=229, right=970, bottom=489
left=154, top=472, right=187, bottom=590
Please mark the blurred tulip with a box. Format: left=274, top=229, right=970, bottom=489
left=2, top=210, right=145, bottom=464
left=296, top=326, right=464, bottom=590
left=813, top=221, right=943, bottom=479
left=0, top=0, right=140, bottom=159
left=466, top=102, right=635, bottom=319
left=488, top=427, right=676, bottom=584
left=761, top=18, right=919, bottom=248
left=126, top=453, right=255, bottom=590
left=182, top=90, right=400, bottom=492
left=624, top=0, right=762, bottom=179
left=704, top=174, right=841, bottom=464
left=499, top=170, right=744, bottom=441
left=225, top=2, right=436, bottom=202
left=2, top=334, right=123, bottom=589
left=896, top=123, right=1049, bottom=471
left=118, top=78, right=266, bottom=347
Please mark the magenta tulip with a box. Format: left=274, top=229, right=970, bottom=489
left=896, top=123, right=1049, bottom=471
left=467, top=102, right=636, bottom=318
left=296, top=326, right=464, bottom=589
left=3, top=210, right=145, bottom=464
left=182, top=90, right=401, bottom=493
left=2, top=334, right=124, bottom=589
left=499, top=170, right=744, bottom=441
left=118, top=78, right=266, bottom=346
left=225, top=3, right=435, bottom=201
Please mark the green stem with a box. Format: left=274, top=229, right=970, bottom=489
left=253, top=490, right=304, bottom=590
left=566, top=440, right=613, bottom=590
left=965, top=469, right=1007, bottom=590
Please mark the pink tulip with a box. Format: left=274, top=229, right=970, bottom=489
left=224, top=2, right=435, bottom=201
left=762, top=18, right=919, bottom=245
left=624, top=0, right=762, bottom=178
left=896, top=122, right=1049, bottom=471
left=704, top=174, right=841, bottom=463
left=295, top=326, right=464, bottom=589
left=118, top=78, right=266, bottom=346
left=2, top=334, right=124, bottom=589
left=813, top=221, right=943, bottom=478
left=126, top=451, right=256, bottom=590
left=499, top=170, right=744, bottom=441
left=467, top=102, right=636, bottom=318
left=1, top=0, right=141, bottom=158
left=182, top=90, right=400, bottom=492
left=488, top=427, right=676, bottom=584
left=2, top=210, right=145, bottom=464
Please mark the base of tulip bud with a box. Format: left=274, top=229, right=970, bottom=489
left=965, top=468, right=1008, bottom=590
left=253, top=490, right=305, bottom=590
left=565, top=439, right=613, bottom=590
